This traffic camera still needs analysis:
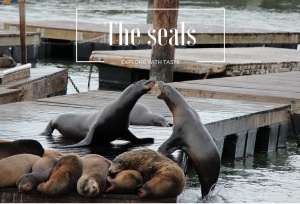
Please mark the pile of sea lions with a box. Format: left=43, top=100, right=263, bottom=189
left=0, top=79, right=221, bottom=199
left=0, top=139, right=185, bottom=198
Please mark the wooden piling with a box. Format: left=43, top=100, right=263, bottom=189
left=149, top=0, right=179, bottom=82
left=19, top=0, right=27, bottom=65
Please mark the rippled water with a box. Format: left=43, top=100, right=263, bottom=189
left=1, top=0, right=300, bottom=202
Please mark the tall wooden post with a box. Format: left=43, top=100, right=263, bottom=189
left=19, top=0, right=27, bottom=65
left=149, top=0, right=179, bottom=82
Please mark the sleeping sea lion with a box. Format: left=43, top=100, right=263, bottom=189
left=106, top=170, right=143, bottom=194
left=109, top=149, right=186, bottom=198
left=0, top=139, right=44, bottom=160
left=37, top=153, right=82, bottom=196
left=0, top=154, right=41, bottom=188
left=77, top=154, right=111, bottom=197
left=16, top=156, right=60, bottom=192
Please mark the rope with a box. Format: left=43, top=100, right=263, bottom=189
left=68, top=76, right=80, bottom=93
left=88, top=63, right=93, bottom=90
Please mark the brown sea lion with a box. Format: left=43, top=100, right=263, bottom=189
left=37, top=153, right=82, bottom=196
left=77, top=154, right=111, bottom=197
left=130, top=103, right=169, bottom=127
left=42, top=150, right=63, bottom=157
left=0, top=154, right=41, bottom=188
left=106, top=170, right=143, bottom=194
left=0, top=51, right=16, bottom=68
left=0, top=139, right=10, bottom=143
left=109, top=149, right=185, bottom=198
left=156, top=81, right=221, bottom=198
left=40, top=79, right=155, bottom=147
left=0, top=139, right=44, bottom=160
left=16, top=156, right=60, bottom=192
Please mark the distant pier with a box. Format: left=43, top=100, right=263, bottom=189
left=3, top=20, right=300, bottom=60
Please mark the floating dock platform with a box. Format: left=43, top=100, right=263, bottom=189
left=0, top=66, right=68, bottom=105
left=90, top=47, right=300, bottom=88
left=3, top=20, right=300, bottom=60
left=0, top=30, right=41, bottom=63
left=151, top=71, right=300, bottom=136
left=0, top=89, right=290, bottom=202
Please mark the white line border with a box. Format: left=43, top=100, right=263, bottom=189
left=76, top=8, right=226, bottom=63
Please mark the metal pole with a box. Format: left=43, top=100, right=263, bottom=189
left=19, top=0, right=27, bottom=65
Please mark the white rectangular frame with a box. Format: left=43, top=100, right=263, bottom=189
left=75, top=8, right=226, bottom=63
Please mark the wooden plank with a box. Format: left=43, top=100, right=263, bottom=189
left=90, top=47, right=300, bottom=76
left=0, top=30, right=40, bottom=46
left=4, top=20, right=300, bottom=44
left=153, top=71, right=300, bottom=113
left=0, top=188, right=175, bottom=203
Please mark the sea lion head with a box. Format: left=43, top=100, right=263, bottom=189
left=152, top=115, right=170, bottom=127
left=109, top=159, right=126, bottom=175
left=77, top=177, right=100, bottom=197
left=16, top=174, right=35, bottom=192
left=105, top=170, right=143, bottom=194
left=0, top=56, right=17, bottom=68
left=157, top=81, right=172, bottom=100
left=132, top=78, right=155, bottom=94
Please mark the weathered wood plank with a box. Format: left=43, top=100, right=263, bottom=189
left=91, top=47, right=300, bottom=76
left=0, top=188, right=176, bottom=203
left=151, top=71, right=300, bottom=113
left=0, top=30, right=40, bottom=46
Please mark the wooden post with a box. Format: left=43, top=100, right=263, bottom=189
left=19, top=0, right=27, bottom=65
left=147, top=0, right=154, bottom=24
left=149, top=0, right=179, bottom=82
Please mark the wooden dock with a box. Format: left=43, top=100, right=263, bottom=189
left=0, top=89, right=290, bottom=202
left=0, top=30, right=41, bottom=63
left=150, top=71, right=300, bottom=138
left=3, top=20, right=300, bottom=60
left=0, top=66, right=68, bottom=105
left=4, top=20, right=300, bottom=45
left=90, top=47, right=300, bottom=88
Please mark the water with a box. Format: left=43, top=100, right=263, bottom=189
left=1, top=0, right=300, bottom=202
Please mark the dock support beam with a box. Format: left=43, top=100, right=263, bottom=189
left=19, top=0, right=27, bottom=65
left=149, top=0, right=179, bottom=82
left=255, top=124, right=279, bottom=152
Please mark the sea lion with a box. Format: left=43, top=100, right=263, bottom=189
left=40, top=79, right=155, bottom=147
left=109, top=149, right=185, bottom=198
left=106, top=170, right=143, bottom=194
left=42, top=150, right=63, bottom=157
left=156, top=81, right=221, bottom=198
left=37, top=153, right=82, bottom=196
left=0, top=154, right=41, bottom=188
left=0, top=139, right=10, bottom=143
left=0, top=139, right=44, bottom=160
left=130, top=103, right=169, bottom=127
left=0, top=51, right=16, bottom=68
left=77, top=154, right=111, bottom=197
left=16, top=156, right=60, bottom=192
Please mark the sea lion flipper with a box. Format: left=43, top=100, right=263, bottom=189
left=123, top=130, right=154, bottom=144
left=64, top=126, right=95, bottom=148
left=39, top=121, right=54, bottom=136
left=158, top=131, right=181, bottom=155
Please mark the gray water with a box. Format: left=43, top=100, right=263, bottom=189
left=1, top=0, right=300, bottom=202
